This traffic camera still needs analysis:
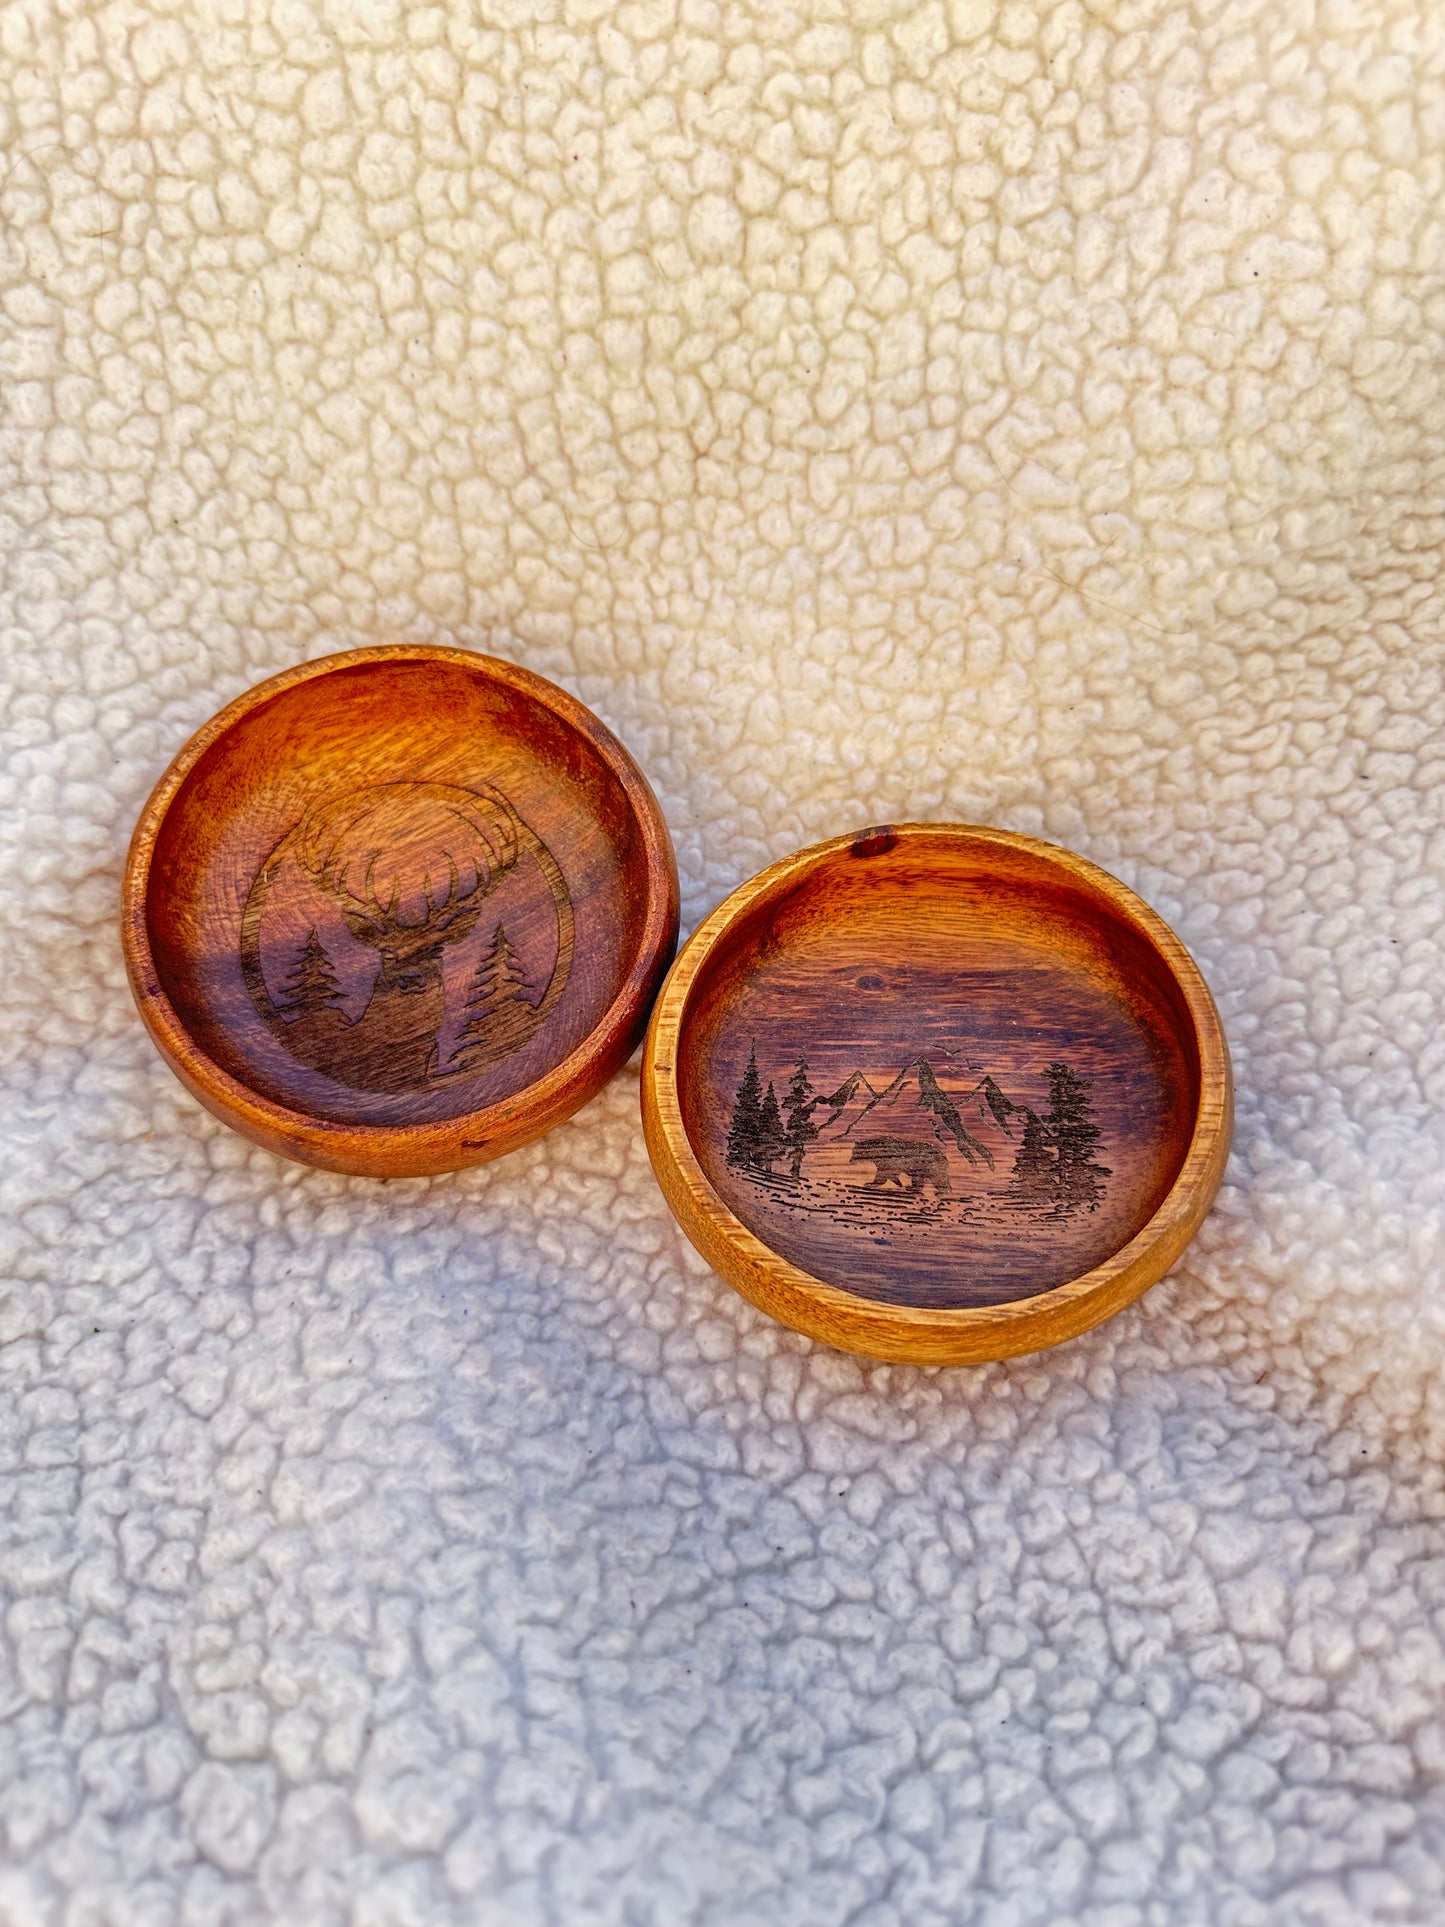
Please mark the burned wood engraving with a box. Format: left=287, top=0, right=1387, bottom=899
left=725, top=1046, right=1111, bottom=1230
left=240, top=780, right=574, bottom=1094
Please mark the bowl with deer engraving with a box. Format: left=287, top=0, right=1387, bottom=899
left=124, top=646, right=679, bottom=1176
left=642, top=825, right=1230, bottom=1364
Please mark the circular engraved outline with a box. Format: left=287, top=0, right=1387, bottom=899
left=239, top=782, right=575, bottom=1096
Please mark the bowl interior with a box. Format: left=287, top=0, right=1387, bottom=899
left=145, top=656, right=653, bottom=1129
left=677, top=832, right=1202, bottom=1311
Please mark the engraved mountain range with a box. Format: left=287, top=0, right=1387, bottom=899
left=812, top=1056, right=1019, bottom=1166
left=727, top=1049, right=1112, bottom=1218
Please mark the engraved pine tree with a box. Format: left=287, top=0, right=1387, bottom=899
left=279, top=928, right=346, bottom=1033
left=1046, top=1061, right=1111, bottom=1211
left=1007, top=1063, right=1111, bottom=1213
left=757, top=1080, right=787, bottom=1175
left=726, top=1046, right=766, bottom=1172
left=1006, top=1109, right=1055, bottom=1207
left=726, top=1049, right=788, bottom=1175
left=783, top=1056, right=819, bottom=1179
left=455, top=925, right=536, bottom=1068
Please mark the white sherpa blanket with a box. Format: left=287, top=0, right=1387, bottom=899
left=4, top=2, right=1445, bottom=1922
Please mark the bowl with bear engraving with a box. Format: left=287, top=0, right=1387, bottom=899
left=641, top=825, right=1230, bottom=1363
left=124, top=645, right=679, bottom=1176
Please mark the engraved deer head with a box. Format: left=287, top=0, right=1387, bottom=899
left=297, top=782, right=523, bottom=996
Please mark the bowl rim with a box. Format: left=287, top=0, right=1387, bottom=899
left=122, top=643, right=679, bottom=1176
left=641, top=822, right=1232, bottom=1363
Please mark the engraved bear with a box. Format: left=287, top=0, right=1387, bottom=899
left=849, top=1135, right=952, bottom=1196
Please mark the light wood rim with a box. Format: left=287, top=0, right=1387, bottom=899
left=641, top=824, right=1232, bottom=1364
left=122, top=644, right=680, bottom=1177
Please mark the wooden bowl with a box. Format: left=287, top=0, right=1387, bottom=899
left=123, top=645, right=679, bottom=1177
left=642, top=824, right=1230, bottom=1363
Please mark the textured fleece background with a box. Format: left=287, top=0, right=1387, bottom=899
left=4, top=0, right=1445, bottom=1922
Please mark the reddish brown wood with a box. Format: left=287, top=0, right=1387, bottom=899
left=124, top=646, right=679, bottom=1176
left=642, top=825, right=1231, bottom=1363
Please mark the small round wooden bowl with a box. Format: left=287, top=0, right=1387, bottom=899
left=642, top=824, right=1230, bottom=1364
left=124, top=645, right=679, bottom=1177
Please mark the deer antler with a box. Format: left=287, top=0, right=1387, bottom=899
left=417, top=853, right=484, bottom=939
left=449, top=784, right=520, bottom=894
left=296, top=782, right=526, bottom=949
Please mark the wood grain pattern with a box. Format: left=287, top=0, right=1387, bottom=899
left=642, top=825, right=1231, bottom=1363
left=124, top=645, right=679, bottom=1176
